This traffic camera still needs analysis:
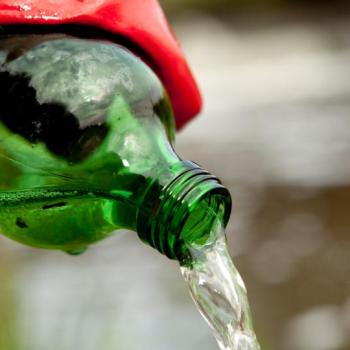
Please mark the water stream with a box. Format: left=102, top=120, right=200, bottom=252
left=181, top=218, right=261, bottom=350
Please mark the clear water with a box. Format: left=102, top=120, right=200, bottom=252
left=181, top=218, right=261, bottom=350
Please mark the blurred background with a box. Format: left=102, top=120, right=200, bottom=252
left=1, top=1, right=350, bottom=350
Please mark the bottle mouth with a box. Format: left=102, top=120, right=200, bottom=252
left=137, top=162, right=232, bottom=263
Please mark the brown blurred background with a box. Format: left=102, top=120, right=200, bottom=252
left=1, top=1, right=350, bottom=350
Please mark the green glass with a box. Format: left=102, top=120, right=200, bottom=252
left=0, top=33, right=231, bottom=263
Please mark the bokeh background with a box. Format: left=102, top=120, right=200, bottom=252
left=1, top=1, right=350, bottom=349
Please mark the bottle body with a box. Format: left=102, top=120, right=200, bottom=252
left=0, top=33, right=231, bottom=262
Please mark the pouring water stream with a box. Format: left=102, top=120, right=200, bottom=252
left=180, top=216, right=260, bottom=350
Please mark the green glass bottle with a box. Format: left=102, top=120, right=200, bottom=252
left=0, top=33, right=231, bottom=264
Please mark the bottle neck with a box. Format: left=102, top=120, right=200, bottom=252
left=137, top=161, right=232, bottom=264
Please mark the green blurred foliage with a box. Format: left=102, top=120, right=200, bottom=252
left=160, top=0, right=275, bottom=16
left=160, top=0, right=350, bottom=18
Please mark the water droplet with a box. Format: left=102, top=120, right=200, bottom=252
left=65, top=247, right=88, bottom=256
left=20, top=4, right=31, bottom=11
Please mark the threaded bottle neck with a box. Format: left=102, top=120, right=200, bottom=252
left=137, top=161, right=232, bottom=263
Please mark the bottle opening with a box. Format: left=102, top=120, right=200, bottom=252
left=181, top=190, right=229, bottom=246
left=137, top=162, right=232, bottom=263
